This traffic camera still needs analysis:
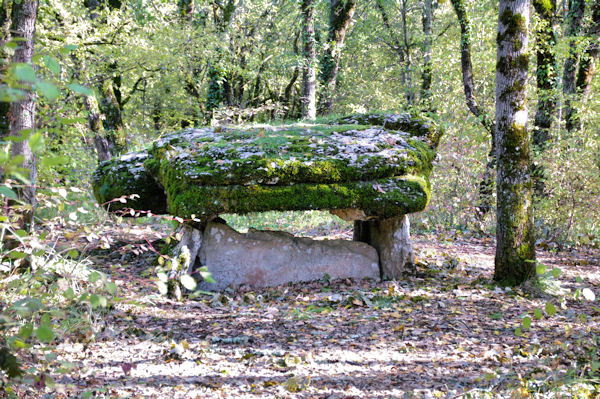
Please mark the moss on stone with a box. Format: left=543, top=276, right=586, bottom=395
left=163, top=175, right=430, bottom=220
left=92, top=115, right=442, bottom=220
left=92, top=151, right=168, bottom=213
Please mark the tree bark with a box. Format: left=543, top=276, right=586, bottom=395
left=420, top=0, right=433, bottom=108
left=450, top=0, right=496, bottom=219
left=9, top=0, right=39, bottom=229
left=0, top=0, right=11, bottom=138
left=494, top=0, right=536, bottom=285
left=301, top=0, right=316, bottom=120
left=317, top=0, right=356, bottom=115
left=178, top=0, right=194, bottom=21
left=531, top=0, right=558, bottom=194
left=562, top=0, right=585, bottom=133
left=569, top=1, right=600, bottom=132
left=84, top=95, right=113, bottom=162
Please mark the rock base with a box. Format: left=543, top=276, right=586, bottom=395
left=175, top=222, right=380, bottom=291
left=353, top=215, right=414, bottom=279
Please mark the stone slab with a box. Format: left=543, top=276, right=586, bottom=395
left=196, top=223, right=380, bottom=290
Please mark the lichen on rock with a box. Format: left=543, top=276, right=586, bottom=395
left=92, top=151, right=168, bottom=214
left=91, top=115, right=442, bottom=221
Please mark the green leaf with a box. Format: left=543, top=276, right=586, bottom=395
left=533, top=308, right=543, bottom=320
left=157, top=281, right=168, bottom=296
left=105, top=282, right=118, bottom=295
left=13, top=63, right=36, bottom=82
left=63, top=287, right=75, bottom=300
left=545, top=302, right=557, bottom=316
left=67, top=249, right=79, bottom=259
left=200, top=270, right=216, bottom=284
left=88, top=271, right=101, bottom=283
left=550, top=268, right=561, bottom=278
left=14, top=229, right=27, bottom=238
left=17, top=323, right=33, bottom=339
left=35, top=325, right=54, bottom=343
left=180, top=275, right=197, bottom=291
left=28, top=132, right=44, bottom=153
left=36, top=81, right=59, bottom=101
left=40, top=313, right=51, bottom=327
left=157, top=272, right=168, bottom=283
left=0, top=186, right=18, bottom=200
left=67, top=83, right=93, bottom=96
left=11, top=338, right=29, bottom=349
left=489, top=312, right=502, bottom=320
left=43, top=55, right=61, bottom=75
left=522, top=316, right=532, bottom=330
left=62, top=44, right=78, bottom=53
left=536, top=264, right=546, bottom=275
left=514, top=327, right=523, bottom=336
left=89, top=294, right=107, bottom=308
left=39, top=155, right=68, bottom=167
left=7, top=251, right=27, bottom=259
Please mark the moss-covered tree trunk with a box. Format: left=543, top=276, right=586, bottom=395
left=301, top=0, right=317, bottom=120
left=494, top=0, right=536, bottom=285
left=531, top=0, right=558, bottom=194
left=10, top=0, right=39, bottom=226
left=317, top=0, right=356, bottom=115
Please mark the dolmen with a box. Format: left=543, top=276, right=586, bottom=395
left=92, top=113, right=442, bottom=290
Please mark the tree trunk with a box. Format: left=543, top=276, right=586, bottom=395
left=569, top=1, right=600, bottom=132
left=84, top=95, right=113, bottom=162
left=9, top=0, right=39, bottom=228
left=317, top=0, right=356, bottom=115
left=494, top=0, right=536, bottom=286
left=531, top=0, right=558, bottom=194
left=450, top=0, right=496, bottom=219
left=0, top=0, right=11, bottom=138
left=178, top=0, right=194, bottom=21
left=375, top=0, right=413, bottom=104
left=562, top=0, right=585, bottom=133
left=301, top=0, right=316, bottom=120
left=420, top=0, right=433, bottom=108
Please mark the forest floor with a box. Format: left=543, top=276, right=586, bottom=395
left=15, top=222, right=600, bottom=398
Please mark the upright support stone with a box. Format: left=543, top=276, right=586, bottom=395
left=353, top=215, right=414, bottom=279
left=170, top=224, right=204, bottom=278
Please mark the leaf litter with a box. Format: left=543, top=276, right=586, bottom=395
left=15, top=226, right=600, bottom=398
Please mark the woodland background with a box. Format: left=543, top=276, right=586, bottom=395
left=0, top=0, right=599, bottom=397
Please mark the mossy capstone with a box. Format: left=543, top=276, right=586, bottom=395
left=92, top=113, right=442, bottom=221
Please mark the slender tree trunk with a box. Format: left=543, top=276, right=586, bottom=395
left=178, top=0, right=194, bottom=21
left=569, top=1, right=600, bottom=131
left=10, top=0, right=39, bottom=228
left=531, top=0, right=558, bottom=194
left=0, top=0, right=11, bottom=138
left=450, top=0, right=496, bottom=219
left=420, top=0, right=433, bottom=108
left=376, top=0, right=410, bottom=102
left=494, top=0, right=536, bottom=285
left=84, top=95, right=113, bottom=162
left=317, top=0, right=356, bottom=115
left=562, top=0, right=585, bottom=132
left=301, top=0, right=316, bottom=120
left=400, top=0, right=414, bottom=104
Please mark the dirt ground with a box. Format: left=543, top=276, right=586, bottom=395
left=16, top=226, right=600, bottom=398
